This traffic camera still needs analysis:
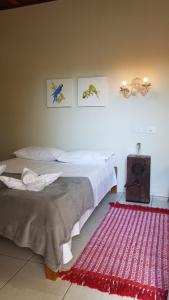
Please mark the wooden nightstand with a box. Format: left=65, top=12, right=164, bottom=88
left=125, top=155, right=151, bottom=203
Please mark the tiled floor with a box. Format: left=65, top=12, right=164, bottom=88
left=0, top=193, right=168, bottom=300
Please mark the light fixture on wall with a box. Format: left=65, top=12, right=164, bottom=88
left=120, top=77, right=152, bottom=98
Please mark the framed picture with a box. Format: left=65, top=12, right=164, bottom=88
left=47, top=78, right=73, bottom=107
left=78, top=77, right=107, bottom=107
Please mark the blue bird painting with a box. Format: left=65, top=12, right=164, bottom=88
left=51, top=83, right=64, bottom=103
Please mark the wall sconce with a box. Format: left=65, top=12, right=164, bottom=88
left=120, top=77, right=152, bottom=98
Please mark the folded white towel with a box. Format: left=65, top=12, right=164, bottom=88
left=25, top=172, right=62, bottom=192
left=0, top=167, right=62, bottom=192
left=0, top=176, right=26, bottom=190
left=0, top=165, right=6, bottom=175
left=21, top=168, right=38, bottom=185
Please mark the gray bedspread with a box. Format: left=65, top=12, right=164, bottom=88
left=0, top=173, right=94, bottom=271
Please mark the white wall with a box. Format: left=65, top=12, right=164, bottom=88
left=0, top=0, right=169, bottom=196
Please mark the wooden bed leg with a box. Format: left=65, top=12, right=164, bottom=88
left=111, top=166, right=117, bottom=194
left=111, top=185, right=117, bottom=194
left=45, top=265, right=59, bottom=281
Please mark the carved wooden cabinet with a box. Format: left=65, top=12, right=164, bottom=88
left=125, top=155, right=151, bottom=203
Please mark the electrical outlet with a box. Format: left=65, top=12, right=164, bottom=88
left=133, top=127, right=156, bottom=134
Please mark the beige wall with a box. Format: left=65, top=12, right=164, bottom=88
left=0, top=0, right=169, bottom=196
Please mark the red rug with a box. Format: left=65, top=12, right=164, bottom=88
left=59, top=203, right=169, bottom=300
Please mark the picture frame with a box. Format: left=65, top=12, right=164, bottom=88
left=47, top=78, right=73, bottom=107
left=78, top=77, right=107, bottom=107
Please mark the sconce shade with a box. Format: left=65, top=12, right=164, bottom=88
left=120, top=77, right=152, bottom=98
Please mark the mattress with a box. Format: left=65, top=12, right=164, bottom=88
left=0, top=157, right=117, bottom=264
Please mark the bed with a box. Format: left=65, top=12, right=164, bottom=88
left=0, top=155, right=117, bottom=279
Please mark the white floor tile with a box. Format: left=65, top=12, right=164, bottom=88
left=0, top=237, right=33, bottom=261
left=0, top=255, right=25, bottom=288
left=152, top=198, right=169, bottom=209
left=64, top=284, right=134, bottom=300
left=0, top=262, right=70, bottom=300
left=29, top=253, right=44, bottom=264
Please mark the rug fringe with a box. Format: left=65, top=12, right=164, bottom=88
left=59, top=268, right=168, bottom=300
left=110, top=202, right=169, bottom=215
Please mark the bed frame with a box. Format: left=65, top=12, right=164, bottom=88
left=45, top=166, right=118, bottom=280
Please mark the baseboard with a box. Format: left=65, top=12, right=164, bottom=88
left=118, top=190, right=169, bottom=200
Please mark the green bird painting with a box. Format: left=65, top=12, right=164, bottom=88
left=82, top=84, right=100, bottom=99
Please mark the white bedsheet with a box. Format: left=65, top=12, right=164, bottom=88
left=0, top=157, right=117, bottom=265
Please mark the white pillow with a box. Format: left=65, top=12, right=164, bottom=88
left=57, top=150, right=114, bottom=164
left=14, top=146, right=63, bottom=161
